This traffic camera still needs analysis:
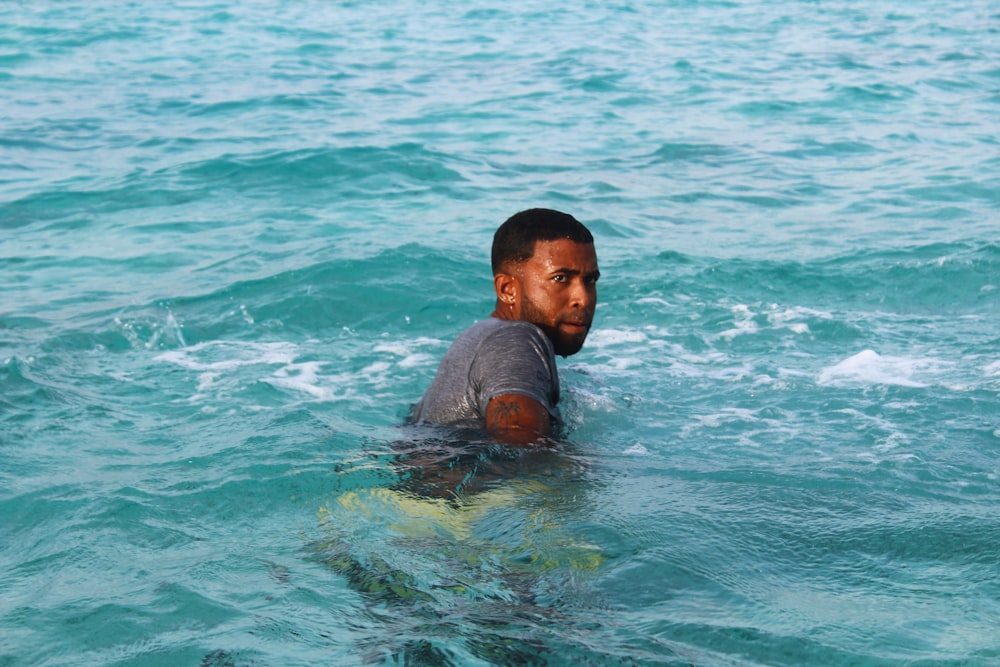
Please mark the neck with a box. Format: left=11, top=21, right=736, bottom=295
left=491, top=300, right=518, bottom=321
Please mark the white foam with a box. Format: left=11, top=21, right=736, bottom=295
left=156, top=336, right=450, bottom=406
left=714, top=303, right=833, bottom=340
left=674, top=346, right=730, bottom=365
left=373, top=341, right=410, bottom=356
left=373, top=337, right=443, bottom=356
left=196, top=372, right=219, bottom=392
left=885, top=400, right=921, bottom=410
left=398, top=353, right=435, bottom=369
left=371, top=337, right=443, bottom=371
left=265, top=361, right=336, bottom=400
left=767, top=305, right=832, bottom=325
left=586, top=328, right=648, bottom=347
left=717, top=304, right=758, bottom=340
left=155, top=340, right=298, bottom=371
left=156, top=340, right=341, bottom=404
left=818, top=350, right=941, bottom=388
left=752, top=374, right=781, bottom=388
left=692, top=407, right=759, bottom=428
left=635, top=297, right=672, bottom=308
left=623, top=443, right=648, bottom=455
left=361, top=361, right=391, bottom=375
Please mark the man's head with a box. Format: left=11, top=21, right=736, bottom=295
left=491, top=209, right=600, bottom=357
left=491, top=208, right=594, bottom=274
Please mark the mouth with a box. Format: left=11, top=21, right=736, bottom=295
left=560, top=320, right=591, bottom=334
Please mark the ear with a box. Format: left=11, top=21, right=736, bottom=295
left=493, top=271, right=519, bottom=306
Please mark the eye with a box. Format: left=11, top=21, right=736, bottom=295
left=552, top=274, right=568, bottom=283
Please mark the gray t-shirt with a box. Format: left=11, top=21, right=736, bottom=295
left=410, top=318, right=561, bottom=429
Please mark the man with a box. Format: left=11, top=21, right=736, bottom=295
left=410, top=208, right=600, bottom=445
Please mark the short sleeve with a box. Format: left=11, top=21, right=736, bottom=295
left=468, top=322, right=560, bottom=421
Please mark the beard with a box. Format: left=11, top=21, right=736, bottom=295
left=519, top=295, right=590, bottom=357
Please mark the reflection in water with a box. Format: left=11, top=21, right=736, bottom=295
left=308, top=427, right=613, bottom=665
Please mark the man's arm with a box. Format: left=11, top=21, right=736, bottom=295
left=485, top=393, right=553, bottom=446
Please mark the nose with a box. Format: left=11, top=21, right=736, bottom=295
left=570, top=277, right=597, bottom=311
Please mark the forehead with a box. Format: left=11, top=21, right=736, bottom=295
left=523, top=238, right=598, bottom=272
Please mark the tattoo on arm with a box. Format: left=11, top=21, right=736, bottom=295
left=486, top=394, right=551, bottom=445
left=492, top=398, right=521, bottom=430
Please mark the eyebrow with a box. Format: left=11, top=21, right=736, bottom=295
left=552, top=267, right=601, bottom=280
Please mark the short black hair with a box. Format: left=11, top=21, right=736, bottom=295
left=491, top=208, right=594, bottom=275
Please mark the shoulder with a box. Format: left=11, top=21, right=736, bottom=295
left=451, top=318, right=554, bottom=358
left=478, top=319, right=553, bottom=352
left=469, top=319, right=557, bottom=388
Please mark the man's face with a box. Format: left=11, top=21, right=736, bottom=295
left=513, top=238, right=600, bottom=357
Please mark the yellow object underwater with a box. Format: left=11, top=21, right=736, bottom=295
left=319, top=480, right=606, bottom=573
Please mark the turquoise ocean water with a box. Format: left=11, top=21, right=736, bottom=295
left=2, top=1, right=999, bottom=665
